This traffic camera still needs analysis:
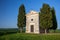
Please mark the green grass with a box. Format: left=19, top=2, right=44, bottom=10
left=0, top=33, right=60, bottom=40
left=50, top=29, right=60, bottom=33
left=0, top=29, right=60, bottom=40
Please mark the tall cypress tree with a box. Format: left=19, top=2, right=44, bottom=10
left=39, top=4, right=53, bottom=34
left=50, top=7, right=57, bottom=32
left=17, top=4, right=26, bottom=33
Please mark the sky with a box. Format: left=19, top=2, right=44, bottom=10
left=0, top=0, right=60, bottom=29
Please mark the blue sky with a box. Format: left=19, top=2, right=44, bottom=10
left=0, top=0, right=60, bottom=29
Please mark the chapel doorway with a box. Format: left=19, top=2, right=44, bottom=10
left=30, top=25, right=34, bottom=32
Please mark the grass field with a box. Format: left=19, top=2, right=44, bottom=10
left=0, top=33, right=60, bottom=40
left=0, top=28, right=60, bottom=40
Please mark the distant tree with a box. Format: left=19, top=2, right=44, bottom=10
left=39, top=4, right=53, bottom=34
left=50, top=7, right=57, bottom=32
left=17, top=4, right=26, bottom=33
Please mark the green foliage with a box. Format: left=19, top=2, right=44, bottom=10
left=0, top=33, right=60, bottom=40
left=39, top=13, right=53, bottom=29
left=39, top=4, right=53, bottom=33
left=40, top=3, right=50, bottom=14
left=50, top=7, right=57, bottom=30
left=0, top=28, right=18, bottom=36
left=17, top=4, right=26, bottom=32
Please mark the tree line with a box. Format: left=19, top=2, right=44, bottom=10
left=17, top=4, right=57, bottom=33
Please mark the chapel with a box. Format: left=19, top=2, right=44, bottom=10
left=26, top=11, right=40, bottom=33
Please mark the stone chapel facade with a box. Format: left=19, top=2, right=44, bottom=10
left=26, top=11, right=40, bottom=33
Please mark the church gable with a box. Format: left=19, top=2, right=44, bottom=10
left=26, top=10, right=38, bottom=16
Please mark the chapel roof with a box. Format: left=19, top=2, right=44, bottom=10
left=26, top=10, right=38, bottom=16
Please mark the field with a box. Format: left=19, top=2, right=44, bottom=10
left=0, top=28, right=60, bottom=40
left=0, top=28, right=18, bottom=36
left=0, top=33, right=60, bottom=40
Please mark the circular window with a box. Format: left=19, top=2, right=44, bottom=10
left=31, top=19, right=33, bottom=21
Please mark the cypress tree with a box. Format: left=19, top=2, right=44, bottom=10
left=39, top=4, right=53, bottom=34
left=17, top=4, right=26, bottom=33
left=50, top=7, right=57, bottom=32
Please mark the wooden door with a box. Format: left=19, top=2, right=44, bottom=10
left=30, top=25, right=34, bottom=32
